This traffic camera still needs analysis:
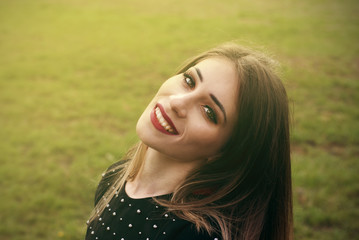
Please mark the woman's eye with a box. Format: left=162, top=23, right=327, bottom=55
left=203, top=105, right=218, bottom=124
left=183, top=73, right=195, bottom=89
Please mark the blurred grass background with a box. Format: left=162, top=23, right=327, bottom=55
left=0, top=0, right=358, bottom=239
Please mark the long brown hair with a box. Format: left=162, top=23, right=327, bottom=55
left=89, top=43, right=293, bottom=240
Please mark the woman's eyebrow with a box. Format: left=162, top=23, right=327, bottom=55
left=195, top=67, right=203, bottom=82
left=210, top=94, right=227, bottom=124
left=194, top=67, right=227, bottom=124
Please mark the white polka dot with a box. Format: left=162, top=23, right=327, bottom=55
left=129, top=224, right=133, bottom=228
left=214, top=238, right=218, bottom=240
left=163, top=232, right=166, bottom=235
left=106, top=226, right=110, bottom=230
left=139, top=232, right=142, bottom=234
left=129, top=204, right=132, bottom=207
left=164, top=214, right=168, bottom=217
left=99, top=217, right=102, bottom=221
left=137, top=209, right=141, bottom=214
left=120, top=198, right=124, bottom=202
left=106, top=204, right=110, bottom=208
left=91, top=231, right=94, bottom=234
left=113, top=212, right=116, bottom=216
left=113, top=232, right=116, bottom=235
left=153, top=224, right=157, bottom=229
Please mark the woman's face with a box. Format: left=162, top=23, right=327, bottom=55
left=136, top=57, right=239, bottom=162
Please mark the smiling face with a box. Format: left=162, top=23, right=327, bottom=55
left=136, top=57, right=239, bottom=162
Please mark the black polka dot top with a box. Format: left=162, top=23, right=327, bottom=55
left=85, top=161, right=221, bottom=240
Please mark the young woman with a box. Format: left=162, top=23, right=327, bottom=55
left=85, top=43, right=293, bottom=240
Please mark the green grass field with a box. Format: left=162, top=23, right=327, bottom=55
left=0, top=0, right=358, bottom=239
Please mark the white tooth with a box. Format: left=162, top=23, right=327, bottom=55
left=163, top=123, right=170, bottom=129
left=155, top=107, right=176, bottom=133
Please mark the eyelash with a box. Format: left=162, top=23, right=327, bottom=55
left=182, top=72, right=218, bottom=124
left=203, top=105, right=218, bottom=124
left=183, top=72, right=195, bottom=89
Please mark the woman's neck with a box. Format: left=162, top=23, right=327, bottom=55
left=125, top=147, right=205, bottom=199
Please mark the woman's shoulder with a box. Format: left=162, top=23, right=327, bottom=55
left=94, top=159, right=129, bottom=206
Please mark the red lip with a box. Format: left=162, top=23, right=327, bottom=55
left=150, top=103, right=179, bottom=135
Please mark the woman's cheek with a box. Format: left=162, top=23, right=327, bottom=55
left=188, top=126, right=221, bottom=145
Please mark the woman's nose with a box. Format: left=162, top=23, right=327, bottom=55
left=169, top=93, right=192, bottom=118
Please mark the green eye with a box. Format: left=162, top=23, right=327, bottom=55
left=183, top=73, right=195, bottom=89
left=203, top=105, right=218, bottom=124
